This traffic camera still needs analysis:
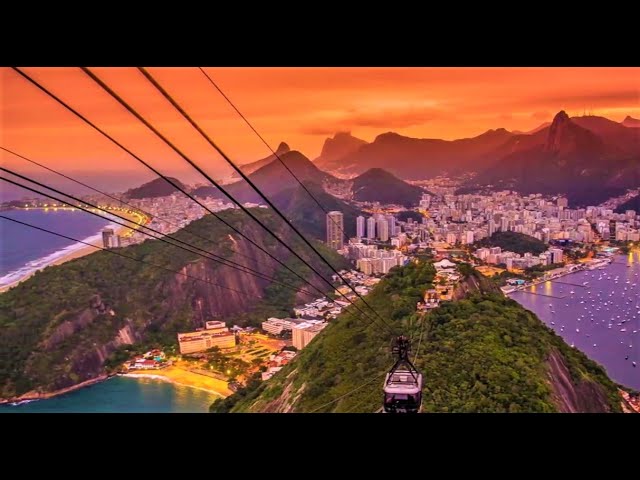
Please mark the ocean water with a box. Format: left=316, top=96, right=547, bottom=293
left=510, top=252, right=640, bottom=390
left=0, top=209, right=113, bottom=288
left=0, top=377, right=220, bottom=413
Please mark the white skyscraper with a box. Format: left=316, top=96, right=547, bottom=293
left=356, top=216, right=365, bottom=239
left=488, top=219, right=496, bottom=236
left=366, top=216, right=376, bottom=239
left=386, top=215, right=396, bottom=237
left=326, top=211, right=344, bottom=250
left=377, top=218, right=389, bottom=241
left=102, top=228, right=115, bottom=249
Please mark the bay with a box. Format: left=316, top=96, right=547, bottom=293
left=0, top=376, right=219, bottom=413
left=510, top=252, right=640, bottom=390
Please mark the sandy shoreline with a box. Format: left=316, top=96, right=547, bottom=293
left=122, top=365, right=232, bottom=398
left=0, top=220, right=137, bottom=294
left=0, top=365, right=231, bottom=405
left=120, top=373, right=228, bottom=398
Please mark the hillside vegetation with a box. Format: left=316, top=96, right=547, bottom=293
left=352, top=168, right=426, bottom=207
left=615, top=194, right=640, bottom=214
left=0, top=208, right=347, bottom=399
left=124, top=177, right=186, bottom=199
left=474, top=231, right=547, bottom=256
left=215, top=262, right=621, bottom=413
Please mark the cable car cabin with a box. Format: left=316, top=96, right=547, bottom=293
left=383, top=369, right=423, bottom=413
left=382, top=335, right=423, bottom=413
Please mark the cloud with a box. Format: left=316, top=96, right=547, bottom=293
left=299, top=106, right=444, bottom=135
left=543, top=89, right=640, bottom=108
left=300, top=126, right=343, bottom=136
left=530, top=111, right=551, bottom=121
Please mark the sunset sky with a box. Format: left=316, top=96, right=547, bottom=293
left=1, top=67, right=638, bottom=191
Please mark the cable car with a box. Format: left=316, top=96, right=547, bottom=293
left=383, top=335, right=423, bottom=413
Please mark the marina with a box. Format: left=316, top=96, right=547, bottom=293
left=510, top=252, right=640, bottom=390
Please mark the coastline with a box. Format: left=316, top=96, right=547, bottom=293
left=1, top=365, right=231, bottom=405
left=503, top=257, right=612, bottom=295
left=0, top=375, right=110, bottom=405
left=121, top=366, right=232, bottom=398
left=0, top=243, right=101, bottom=294
left=0, top=213, right=144, bottom=294
left=120, top=373, right=228, bottom=398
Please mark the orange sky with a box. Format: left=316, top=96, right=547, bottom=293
left=1, top=67, right=638, bottom=184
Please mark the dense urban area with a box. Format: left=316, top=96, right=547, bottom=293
left=5, top=175, right=639, bottom=411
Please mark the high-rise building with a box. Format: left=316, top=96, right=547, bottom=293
left=366, top=216, right=376, bottom=239
left=356, top=216, right=365, bottom=238
left=377, top=218, right=389, bottom=241
left=557, top=197, right=568, bottom=208
left=386, top=215, right=396, bottom=237
left=488, top=219, right=496, bottom=236
left=326, top=211, right=344, bottom=250
left=102, top=228, right=115, bottom=249
left=549, top=248, right=564, bottom=264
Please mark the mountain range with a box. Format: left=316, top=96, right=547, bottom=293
left=193, top=149, right=427, bottom=210
left=231, top=142, right=291, bottom=179
left=314, top=132, right=369, bottom=171
left=124, top=110, right=638, bottom=210
left=313, top=129, right=515, bottom=179
left=464, top=111, right=640, bottom=206
left=309, top=112, right=639, bottom=207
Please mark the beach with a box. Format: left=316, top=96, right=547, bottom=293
left=122, top=365, right=233, bottom=398
left=0, top=210, right=145, bottom=294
